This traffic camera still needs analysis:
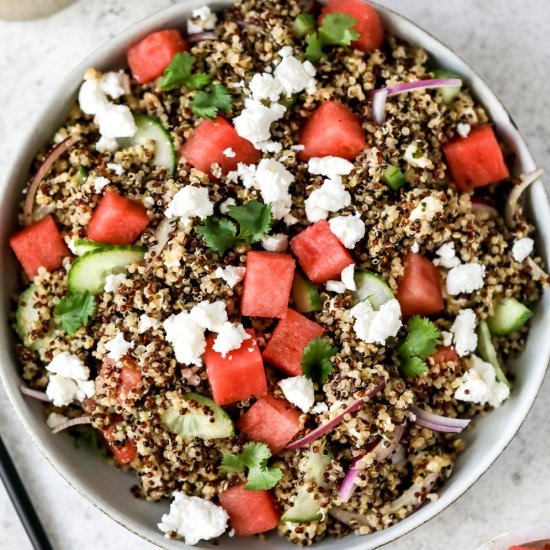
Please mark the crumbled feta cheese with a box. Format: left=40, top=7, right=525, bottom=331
left=310, top=402, right=329, bottom=414
left=138, top=314, right=160, bottom=334
left=329, top=214, right=365, bottom=249
left=409, top=195, right=444, bottom=222
left=93, top=176, right=110, bottom=193
left=446, top=263, right=485, bottom=295
left=165, top=186, right=214, bottom=224
left=233, top=99, right=286, bottom=148
left=278, top=376, right=315, bottom=412
left=222, top=147, right=236, bottom=158
left=350, top=299, right=402, bottom=345
left=99, top=71, right=130, bottom=100
left=219, top=197, right=236, bottom=214
left=290, top=144, right=305, bottom=151
left=326, top=280, right=347, bottom=294
left=440, top=331, right=453, bottom=347
left=96, top=136, right=118, bottom=152
left=215, top=266, right=246, bottom=288
left=305, top=179, right=352, bottom=222
left=226, top=162, right=257, bottom=188
left=249, top=73, right=283, bottom=102
left=433, top=242, right=461, bottom=269
left=144, top=196, right=155, bottom=207
left=163, top=312, right=206, bottom=366
left=228, top=79, right=245, bottom=89
left=104, top=273, right=126, bottom=293
left=105, top=333, right=135, bottom=361
left=512, top=237, right=534, bottom=263
left=106, top=162, right=124, bottom=175
left=307, top=157, right=354, bottom=181
left=190, top=301, right=228, bottom=332
left=47, top=352, right=90, bottom=381
left=410, top=241, right=420, bottom=253
left=255, top=159, right=294, bottom=221
left=456, top=123, right=471, bottom=138
left=261, top=233, right=288, bottom=252
left=67, top=239, right=78, bottom=255
left=45, top=352, right=95, bottom=406
left=273, top=55, right=317, bottom=97
left=450, top=309, right=477, bottom=356
left=181, top=367, right=201, bottom=386
left=96, top=103, right=137, bottom=138
left=340, top=264, right=356, bottom=291
left=46, top=412, right=68, bottom=430
left=278, top=46, right=293, bottom=58
left=258, top=141, right=283, bottom=153
left=46, top=375, right=80, bottom=407
left=213, top=323, right=251, bottom=358
left=158, top=492, right=228, bottom=545
left=186, top=5, right=218, bottom=34
left=454, top=355, right=510, bottom=407
left=78, top=77, right=109, bottom=115
left=404, top=144, right=431, bottom=168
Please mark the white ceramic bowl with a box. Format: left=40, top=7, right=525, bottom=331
left=0, top=2, right=548, bottom=549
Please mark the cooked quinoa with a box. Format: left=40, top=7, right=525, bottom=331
left=10, top=0, right=548, bottom=546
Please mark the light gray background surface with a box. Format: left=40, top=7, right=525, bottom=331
left=0, top=1, right=549, bottom=548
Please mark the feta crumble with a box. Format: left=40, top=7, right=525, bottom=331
left=105, top=333, right=135, bottom=361
left=410, top=241, right=420, bottom=253
left=219, top=197, right=236, bottom=214
left=104, top=273, right=126, bottom=293
left=190, top=301, right=228, bottom=332
left=456, top=123, right=471, bottom=138
left=165, top=186, right=214, bottom=224
left=226, top=162, right=257, bottom=188
left=512, top=237, right=534, bottom=263
left=307, top=156, right=354, bottom=181
left=138, top=314, right=160, bottom=334
left=404, top=144, right=431, bottom=168
left=409, top=195, right=444, bottom=222
left=278, top=376, right=315, bottom=412
left=433, top=242, right=461, bottom=269
left=163, top=312, right=206, bottom=366
left=215, top=266, right=246, bottom=288
left=99, top=71, right=130, bottom=100
left=326, top=280, right=347, bottom=294
left=46, top=412, right=68, bottom=430
left=96, top=136, right=119, bottom=152
left=290, top=144, right=305, bottom=152
left=95, top=102, right=137, bottom=138
left=350, top=299, right=402, bottom=345
left=249, top=73, right=283, bottom=102
left=440, top=330, right=453, bottom=347
left=261, top=233, right=289, bottom=252
left=310, top=402, right=329, bottom=414
left=106, top=162, right=124, bottom=175
left=222, top=147, right=236, bottom=158
left=305, top=178, right=352, bottom=222
left=273, top=54, right=317, bottom=97
left=47, top=351, right=90, bottom=381
left=450, top=309, right=477, bottom=356
left=158, top=492, right=228, bottom=545
left=93, top=176, right=110, bottom=193
left=329, top=214, right=366, bottom=249
left=186, top=5, right=218, bottom=34
left=45, top=352, right=95, bottom=406
left=340, top=264, right=356, bottom=291
left=213, top=323, right=251, bottom=358
left=255, top=159, right=294, bottom=221
left=233, top=99, right=286, bottom=149
left=446, top=263, right=485, bottom=295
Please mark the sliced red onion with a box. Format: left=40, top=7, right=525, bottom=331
left=148, top=217, right=176, bottom=260
left=187, top=31, right=218, bottom=43
left=505, top=168, right=544, bottom=227
left=329, top=507, right=377, bottom=528
left=388, top=472, right=439, bottom=513
left=286, top=380, right=386, bottom=451
left=409, top=405, right=470, bottom=433
left=51, top=416, right=92, bottom=434
left=371, top=78, right=462, bottom=124
left=23, top=135, right=78, bottom=226
left=527, top=257, right=548, bottom=281
left=471, top=197, right=498, bottom=217
left=338, top=459, right=362, bottom=502
left=20, top=386, right=51, bottom=402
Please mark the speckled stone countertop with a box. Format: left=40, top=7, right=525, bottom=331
left=0, top=1, right=549, bottom=549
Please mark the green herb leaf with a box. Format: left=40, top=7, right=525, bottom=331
left=400, top=355, right=429, bottom=377
left=293, top=13, right=316, bottom=38
left=71, top=428, right=107, bottom=458
left=398, top=316, right=441, bottom=359
left=220, top=442, right=282, bottom=491
left=305, top=33, right=325, bottom=63
left=196, top=218, right=238, bottom=255
left=301, top=337, right=338, bottom=384
left=159, top=52, right=211, bottom=91
left=227, top=201, right=273, bottom=244
left=306, top=12, right=360, bottom=62
left=191, top=84, right=233, bottom=120
left=54, top=291, right=96, bottom=335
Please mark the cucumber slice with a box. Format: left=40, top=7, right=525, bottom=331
left=72, top=239, right=105, bottom=256
left=161, top=392, right=234, bottom=440
left=119, top=113, right=176, bottom=173
left=292, top=271, right=322, bottom=313
left=433, top=69, right=462, bottom=104
left=351, top=270, right=394, bottom=309
left=477, top=320, right=511, bottom=387
left=16, top=285, right=55, bottom=351
left=282, top=446, right=333, bottom=523
left=486, top=297, right=533, bottom=336
left=68, top=245, right=145, bottom=295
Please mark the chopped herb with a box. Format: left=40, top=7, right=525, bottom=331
left=293, top=13, right=316, bottom=38
left=306, top=12, right=360, bottom=63
left=159, top=52, right=211, bottom=91
left=191, top=84, right=233, bottom=120
left=71, top=428, right=107, bottom=458
left=196, top=218, right=238, bottom=256
left=301, top=337, right=338, bottom=384
left=54, top=291, right=96, bottom=335
left=397, top=316, right=441, bottom=377
left=220, top=442, right=282, bottom=491
left=382, top=165, right=406, bottom=191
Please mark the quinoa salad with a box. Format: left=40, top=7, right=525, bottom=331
left=9, top=0, right=549, bottom=546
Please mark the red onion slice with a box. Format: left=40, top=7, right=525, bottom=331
left=51, top=416, right=92, bottom=434
left=285, top=380, right=386, bottom=451
left=371, top=78, right=462, bottom=124
left=409, top=405, right=470, bottom=433
left=527, top=257, right=548, bottom=282
left=505, top=168, right=544, bottom=227
left=20, top=386, right=51, bottom=402
left=471, top=197, right=498, bottom=217
left=329, top=507, right=377, bottom=528
left=388, top=472, right=439, bottom=513
left=148, top=217, right=176, bottom=260
left=187, top=31, right=218, bottom=43
left=23, top=135, right=78, bottom=226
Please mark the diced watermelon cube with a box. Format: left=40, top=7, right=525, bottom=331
left=299, top=101, right=365, bottom=161
left=263, top=308, right=324, bottom=376
left=119, top=358, right=142, bottom=398
left=205, top=329, right=267, bottom=405
left=443, top=124, right=510, bottom=192
left=87, top=190, right=149, bottom=245
left=103, top=427, right=138, bottom=464
left=431, top=345, right=459, bottom=365
left=320, top=0, right=385, bottom=53
left=219, top=483, right=280, bottom=537
left=10, top=215, right=71, bottom=279
left=241, top=252, right=296, bottom=319
left=290, top=220, right=354, bottom=283
left=396, top=253, right=444, bottom=319
left=237, top=394, right=301, bottom=455
left=181, top=117, right=261, bottom=177
left=127, top=29, right=188, bottom=84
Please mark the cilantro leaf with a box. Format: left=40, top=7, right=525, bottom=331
left=54, top=291, right=96, bottom=335
left=159, top=52, right=211, bottom=91
left=196, top=218, right=238, bottom=255
left=191, top=84, right=233, bottom=120
left=301, top=337, right=338, bottom=384
left=306, top=12, right=360, bottom=63
left=400, top=355, right=429, bottom=377
left=305, top=33, right=325, bottom=63
left=71, top=428, right=107, bottom=458
left=397, top=316, right=441, bottom=378
left=220, top=442, right=282, bottom=491
left=227, top=201, right=273, bottom=244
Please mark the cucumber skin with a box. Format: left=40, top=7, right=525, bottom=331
left=292, top=271, right=322, bottom=313
left=73, top=239, right=104, bottom=256
left=433, top=69, right=462, bottom=104
left=351, top=270, right=394, bottom=309
left=16, top=285, right=55, bottom=351
left=486, top=298, right=533, bottom=336
left=477, top=320, right=511, bottom=387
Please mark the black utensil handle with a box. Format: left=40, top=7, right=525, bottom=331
left=0, top=435, right=54, bottom=550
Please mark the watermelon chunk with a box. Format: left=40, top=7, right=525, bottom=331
left=263, top=308, right=324, bottom=376
left=127, top=29, right=188, bottom=84
left=87, top=190, right=149, bottom=245
left=290, top=220, right=354, bottom=283
left=299, top=101, right=365, bottom=161
left=396, top=253, right=444, bottom=319
left=320, top=0, right=385, bottom=53
left=219, top=483, right=280, bottom=537
left=237, top=394, right=301, bottom=455
left=119, top=358, right=142, bottom=398
left=103, top=427, right=138, bottom=464
left=431, top=345, right=459, bottom=365
left=10, top=215, right=71, bottom=279
left=443, top=124, right=510, bottom=192
left=181, top=117, right=261, bottom=177
left=205, top=329, right=267, bottom=405
left=241, top=252, right=296, bottom=318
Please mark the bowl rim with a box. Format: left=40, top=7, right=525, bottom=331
left=0, top=1, right=549, bottom=549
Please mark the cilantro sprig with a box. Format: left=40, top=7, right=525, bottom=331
left=159, top=52, right=211, bottom=91
left=306, top=13, right=360, bottom=63
left=220, top=442, right=283, bottom=491
left=54, top=291, right=96, bottom=335
left=191, top=84, right=233, bottom=120
left=197, top=200, right=272, bottom=255
left=397, top=316, right=441, bottom=377
left=301, top=337, right=338, bottom=384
